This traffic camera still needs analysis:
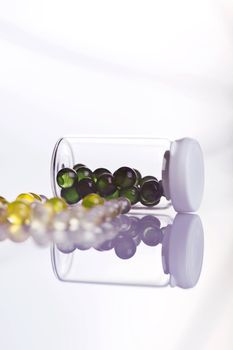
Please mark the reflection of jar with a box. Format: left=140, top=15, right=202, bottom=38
left=51, top=136, right=204, bottom=212
left=51, top=213, right=204, bottom=289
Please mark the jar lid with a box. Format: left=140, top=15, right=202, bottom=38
left=168, top=138, right=204, bottom=212
left=162, top=213, right=204, bottom=289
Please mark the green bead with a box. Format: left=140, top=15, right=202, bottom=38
left=61, top=187, right=80, bottom=205
left=120, top=186, right=139, bottom=205
left=56, top=168, right=76, bottom=189
left=96, top=173, right=116, bottom=196
left=82, top=193, right=104, bottom=208
left=105, top=189, right=120, bottom=200
left=134, top=169, right=142, bottom=186
left=140, top=180, right=161, bottom=206
left=76, top=166, right=92, bottom=181
left=139, top=175, right=158, bottom=187
left=93, top=168, right=111, bottom=182
left=73, top=163, right=85, bottom=172
left=113, top=167, right=137, bottom=189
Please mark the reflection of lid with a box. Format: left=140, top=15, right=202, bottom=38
left=162, top=213, right=204, bottom=289
left=168, top=138, right=204, bottom=212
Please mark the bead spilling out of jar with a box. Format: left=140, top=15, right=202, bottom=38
left=56, top=165, right=164, bottom=206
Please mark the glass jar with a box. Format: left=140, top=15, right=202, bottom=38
left=51, top=136, right=204, bottom=212
left=51, top=213, right=204, bottom=289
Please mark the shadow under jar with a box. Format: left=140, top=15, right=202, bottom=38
left=51, top=136, right=204, bottom=212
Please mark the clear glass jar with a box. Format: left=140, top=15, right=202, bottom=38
left=51, top=213, right=204, bottom=289
left=51, top=136, right=204, bottom=212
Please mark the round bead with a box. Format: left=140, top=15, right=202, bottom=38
left=141, top=226, right=163, bottom=246
left=76, top=178, right=97, bottom=198
left=118, top=214, right=131, bottom=232
left=134, top=169, right=142, bottom=186
left=56, top=168, right=76, bottom=189
left=117, top=197, right=131, bottom=214
left=7, top=200, right=31, bottom=225
left=45, top=197, right=67, bottom=213
left=82, top=193, right=105, bottom=208
left=39, top=194, right=48, bottom=202
left=113, top=167, right=137, bottom=189
left=29, top=193, right=42, bottom=201
left=61, top=187, right=80, bottom=205
left=16, top=193, right=36, bottom=204
left=73, top=163, right=85, bottom=172
left=93, top=168, right=111, bottom=182
left=7, top=224, right=30, bottom=243
left=158, top=180, right=164, bottom=196
left=119, top=186, right=139, bottom=205
left=139, top=215, right=161, bottom=229
left=139, top=175, right=158, bottom=187
left=0, top=196, right=8, bottom=205
left=140, top=180, right=161, bottom=206
left=128, top=216, right=141, bottom=246
left=76, top=166, right=92, bottom=182
left=31, top=202, right=53, bottom=224
left=105, top=189, right=120, bottom=200
left=0, top=205, right=8, bottom=223
left=97, top=173, right=116, bottom=196
left=114, top=234, right=136, bottom=260
left=56, top=241, right=76, bottom=254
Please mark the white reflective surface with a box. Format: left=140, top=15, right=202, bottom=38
left=0, top=1, right=232, bottom=349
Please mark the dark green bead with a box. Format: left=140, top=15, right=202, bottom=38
left=93, top=168, right=111, bottom=182
left=134, top=168, right=142, bottom=186
left=73, top=163, right=85, bottom=172
left=139, top=175, right=158, bottom=187
left=76, top=178, right=97, bottom=198
left=140, top=180, right=161, bottom=206
left=76, top=166, right=92, bottom=181
left=158, top=180, right=164, bottom=196
left=105, top=189, right=120, bottom=200
left=56, top=168, right=76, bottom=189
left=113, top=167, right=137, bottom=189
left=120, top=186, right=139, bottom=205
left=97, top=173, right=116, bottom=196
left=61, top=187, right=80, bottom=204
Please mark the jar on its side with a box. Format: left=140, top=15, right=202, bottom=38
left=51, top=136, right=204, bottom=212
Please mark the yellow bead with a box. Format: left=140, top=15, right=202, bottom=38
left=45, top=197, right=67, bottom=213
left=82, top=193, right=105, bottom=208
left=16, top=193, right=36, bottom=204
left=0, top=196, right=8, bottom=205
left=7, top=200, right=31, bottom=225
left=29, top=193, right=42, bottom=202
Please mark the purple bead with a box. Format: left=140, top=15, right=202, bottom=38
left=141, top=226, right=163, bottom=246
left=56, top=241, right=76, bottom=254
left=139, top=215, right=161, bottom=229
left=114, top=234, right=136, bottom=259
left=127, top=216, right=141, bottom=246
left=95, top=239, right=114, bottom=251
left=118, top=214, right=131, bottom=232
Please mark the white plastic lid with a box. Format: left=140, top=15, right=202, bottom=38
left=162, top=213, right=204, bottom=289
left=168, top=138, right=204, bottom=212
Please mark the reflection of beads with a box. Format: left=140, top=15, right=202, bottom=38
left=114, top=234, right=136, bottom=259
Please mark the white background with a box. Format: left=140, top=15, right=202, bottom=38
left=0, top=1, right=233, bottom=349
